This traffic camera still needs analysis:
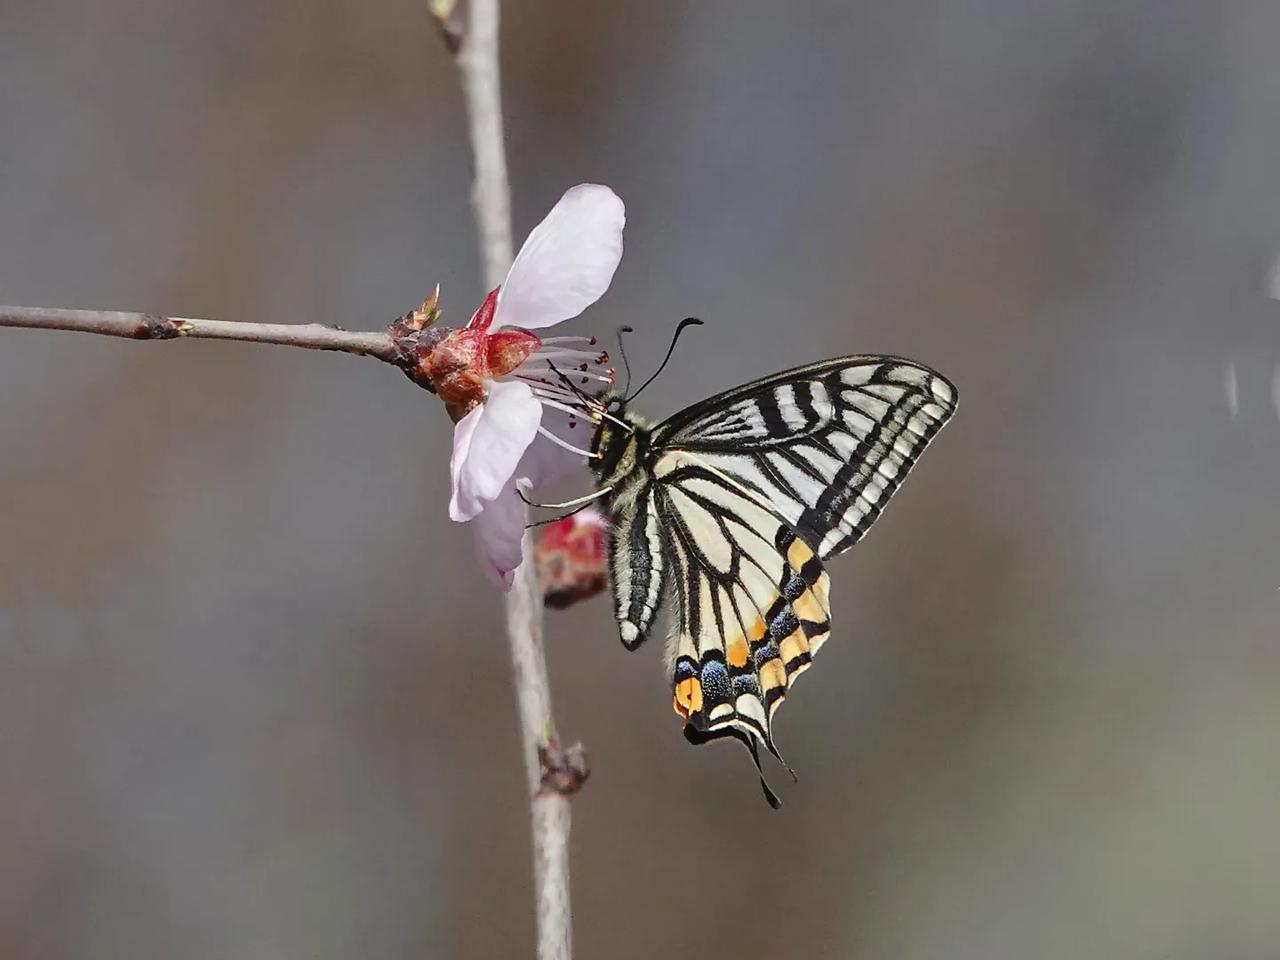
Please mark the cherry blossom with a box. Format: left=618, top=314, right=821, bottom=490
left=409, top=184, right=624, bottom=587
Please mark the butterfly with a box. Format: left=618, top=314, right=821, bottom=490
left=543, top=323, right=957, bottom=805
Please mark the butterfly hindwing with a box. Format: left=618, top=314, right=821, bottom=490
left=653, top=450, right=830, bottom=782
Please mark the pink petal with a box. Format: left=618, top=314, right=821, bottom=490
left=471, top=477, right=529, bottom=589
left=467, top=425, right=597, bottom=588
left=448, top=379, right=542, bottom=522
left=493, top=184, right=625, bottom=331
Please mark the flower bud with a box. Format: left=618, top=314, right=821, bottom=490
left=534, top=509, right=608, bottom=609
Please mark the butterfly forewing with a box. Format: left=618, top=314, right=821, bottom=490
left=653, top=356, right=957, bottom=559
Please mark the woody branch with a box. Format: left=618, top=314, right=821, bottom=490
left=0, top=305, right=405, bottom=363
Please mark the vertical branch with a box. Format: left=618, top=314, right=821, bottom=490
left=504, top=552, right=572, bottom=960
left=457, top=0, right=513, bottom=289
left=454, top=2, right=575, bottom=959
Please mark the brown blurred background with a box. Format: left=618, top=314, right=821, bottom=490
left=4, top=1, right=1280, bottom=957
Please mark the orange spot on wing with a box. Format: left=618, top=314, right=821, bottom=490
left=673, top=678, right=703, bottom=719
left=794, top=588, right=827, bottom=624
left=727, top=637, right=750, bottom=668
left=759, top=658, right=787, bottom=691
left=780, top=631, right=810, bottom=664
left=786, top=538, right=815, bottom=570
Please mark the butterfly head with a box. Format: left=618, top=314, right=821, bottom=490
left=601, top=392, right=629, bottom=421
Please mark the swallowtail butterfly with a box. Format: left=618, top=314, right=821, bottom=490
left=550, top=330, right=957, bottom=805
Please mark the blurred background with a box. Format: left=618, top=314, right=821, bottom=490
left=3, top=1, right=1280, bottom=957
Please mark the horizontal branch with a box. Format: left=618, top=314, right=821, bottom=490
left=0, top=305, right=404, bottom=364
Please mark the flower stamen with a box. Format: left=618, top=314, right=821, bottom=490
left=538, top=335, right=599, bottom=346
left=517, top=365, right=615, bottom=384
left=537, top=425, right=600, bottom=459
left=532, top=392, right=600, bottom=420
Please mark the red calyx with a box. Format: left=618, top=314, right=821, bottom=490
left=467, top=286, right=500, bottom=332
left=486, top=328, right=540, bottom=377
left=408, top=285, right=542, bottom=421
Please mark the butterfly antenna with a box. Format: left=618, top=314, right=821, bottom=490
left=616, top=325, right=635, bottom=396
left=625, top=317, right=705, bottom=403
